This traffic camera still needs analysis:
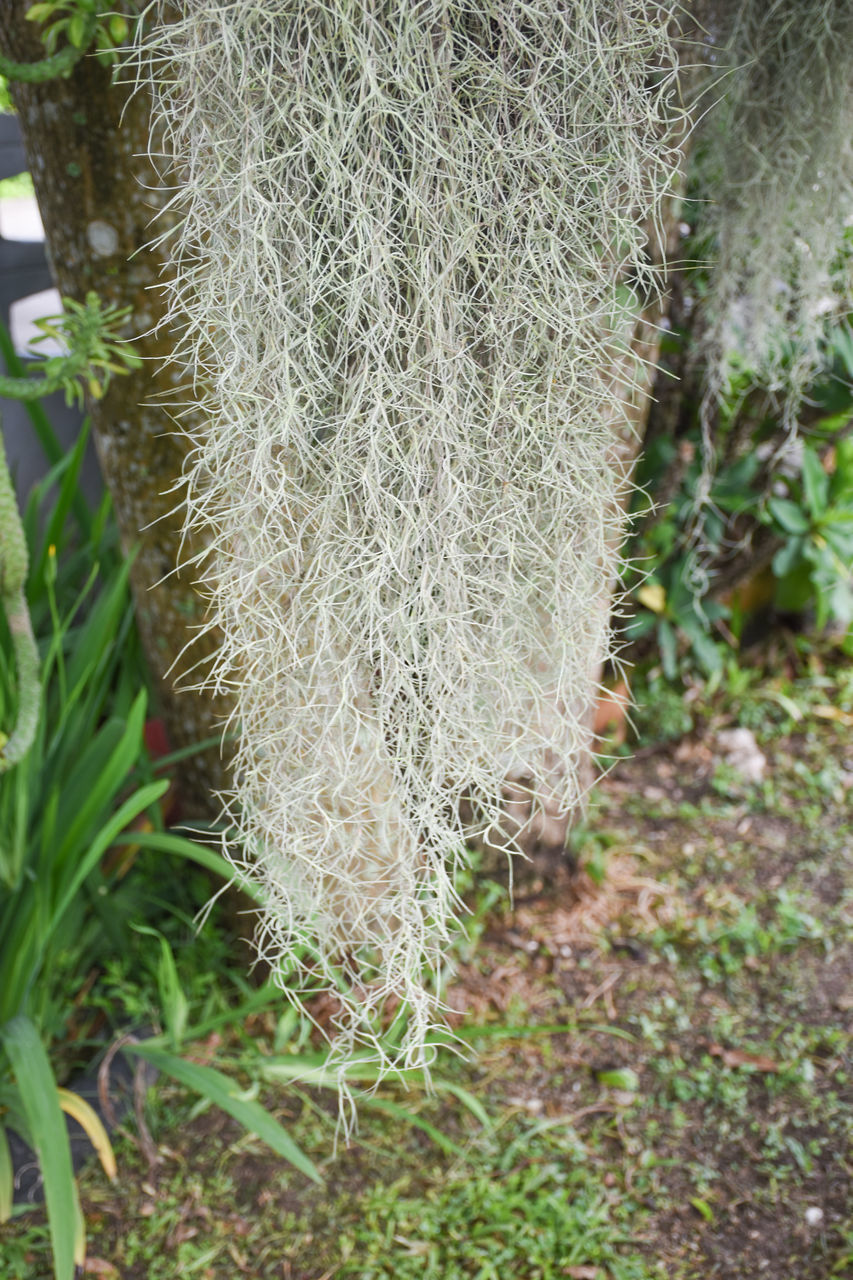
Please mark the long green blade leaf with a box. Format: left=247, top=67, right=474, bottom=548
left=0, top=1123, right=13, bottom=1222
left=112, top=829, right=265, bottom=902
left=364, top=1097, right=464, bottom=1156
left=1, top=1016, right=77, bottom=1280
left=126, top=1042, right=322, bottom=1185
left=49, top=779, right=169, bottom=937
left=261, top=1055, right=490, bottom=1130
left=55, top=691, right=147, bottom=870
left=432, top=1080, right=491, bottom=1129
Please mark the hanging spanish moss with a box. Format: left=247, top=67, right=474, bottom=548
left=692, top=0, right=853, bottom=413
left=134, top=0, right=683, bottom=1076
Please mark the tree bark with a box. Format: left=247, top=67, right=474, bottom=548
left=0, top=2, right=229, bottom=810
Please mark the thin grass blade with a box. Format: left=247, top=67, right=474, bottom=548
left=1, top=1015, right=77, bottom=1280
left=113, top=828, right=264, bottom=902
left=363, top=1097, right=464, bottom=1157
left=126, top=1042, right=322, bottom=1184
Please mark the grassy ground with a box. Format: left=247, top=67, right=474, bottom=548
left=2, top=644, right=851, bottom=1280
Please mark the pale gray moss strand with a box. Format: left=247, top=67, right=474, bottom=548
left=134, top=0, right=684, bottom=1080
left=695, top=0, right=853, bottom=408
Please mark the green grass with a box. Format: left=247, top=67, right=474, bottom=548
left=337, top=1130, right=661, bottom=1280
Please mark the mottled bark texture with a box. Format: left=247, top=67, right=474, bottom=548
left=0, top=1, right=229, bottom=810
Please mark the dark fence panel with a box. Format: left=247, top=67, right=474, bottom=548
left=0, top=112, right=102, bottom=508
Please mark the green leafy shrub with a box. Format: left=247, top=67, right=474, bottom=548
left=626, top=323, right=853, bottom=677
left=0, top=472, right=320, bottom=1274
left=0, top=418, right=168, bottom=1279
left=26, top=1, right=133, bottom=66
left=765, top=439, right=853, bottom=628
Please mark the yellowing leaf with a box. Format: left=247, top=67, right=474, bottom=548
left=57, top=1089, right=117, bottom=1181
left=637, top=583, right=666, bottom=614
left=813, top=704, right=853, bottom=726
left=108, top=15, right=129, bottom=44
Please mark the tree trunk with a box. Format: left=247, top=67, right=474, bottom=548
left=0, top=2, right=229, bottom=810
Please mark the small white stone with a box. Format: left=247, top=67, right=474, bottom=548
left=87, top=219, right=119, bottom=257
left=804, top=1206, right=824, bottom=1227
left=717, top=727, right=767, bottom=784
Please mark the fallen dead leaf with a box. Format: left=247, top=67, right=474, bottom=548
left=82, top=1261, right=120, bottom=1279
left=709, top=1044, right=780, bottom=1073
left=186, top=1032, right=223, bottom=1066
left=813, top=704, right=853, bottom=727
left=673, top=738, right=714, bottom=767
left=565, top=1267, right=600, bottom=1279
left=170, top=1225, right=200, bottom=1245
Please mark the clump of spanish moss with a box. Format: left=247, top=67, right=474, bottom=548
left=135, top=0, right=683, bottom=1079
left=693, top=0, right=853, bottom=412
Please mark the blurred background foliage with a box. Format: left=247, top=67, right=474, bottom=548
left=624, top=227, right=853, bottom=684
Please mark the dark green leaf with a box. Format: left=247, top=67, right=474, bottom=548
left=126, top=1043, right=322, bottom=1184
left=49, top=779, right=169, bottom=939
left=802, top=447, right=829, bottom=517
left=774, top=564, right=813, bottom=614
left=767, top=497, right=810, bottom=536
left=115, top=829, right=265, bottom=903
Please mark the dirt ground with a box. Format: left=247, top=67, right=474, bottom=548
left=3, top=656, right=852, bottom=1280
